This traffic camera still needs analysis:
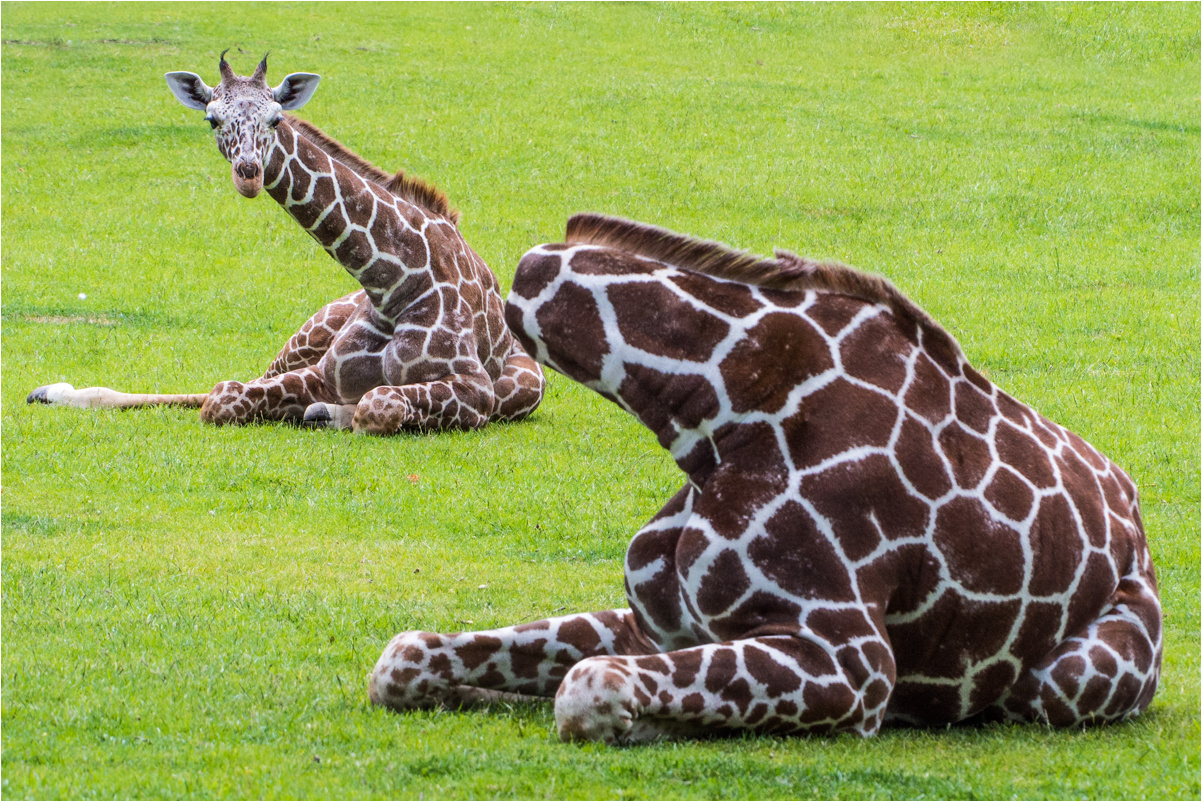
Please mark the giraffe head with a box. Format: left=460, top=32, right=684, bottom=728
left=165, top=52, right=320, bottom=198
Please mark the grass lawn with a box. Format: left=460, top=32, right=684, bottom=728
left=2, top=2, right=1198, bottom=798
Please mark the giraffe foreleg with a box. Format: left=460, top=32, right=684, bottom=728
left=987, top=573, right=1162, bottom=726
left=369, top=610, right=658, bottom=712
left=490, top=344, right=545, bottom=423
left=350, top=371, right=496, bottom=434
left=554, top=632, right=896, bottom=744
left=200, top=366, right=336, bottom=426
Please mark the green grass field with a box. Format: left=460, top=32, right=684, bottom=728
left=2, top=2, right=1198, bottom=798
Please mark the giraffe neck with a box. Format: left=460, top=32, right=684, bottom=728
left=604, top=367, right=741, bottom=488
left=262, top=120, right=439, bottom=323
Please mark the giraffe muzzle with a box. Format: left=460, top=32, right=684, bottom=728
left=232, top=161, right=263, bottom=198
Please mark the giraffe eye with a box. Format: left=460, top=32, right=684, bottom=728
left=205, top=115, right=219, bottom=130
left=268, top=114, right=282, bottom=129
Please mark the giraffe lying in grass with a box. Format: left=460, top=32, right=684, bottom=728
left=28, top=53, right=544, bottom=434
left=370, top=214, right=1161, bottom=743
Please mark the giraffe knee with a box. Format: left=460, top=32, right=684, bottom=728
left=554, top=657, right=638, bottom=743
left=1037, top=643, right=1157, bottom=726
left=352, top=388, right=412, bottom=436
left=199, top=381, right=258, bottom=425
left=369, top=631, right=445, bottom=711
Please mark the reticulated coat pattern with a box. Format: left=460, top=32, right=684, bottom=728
left=29, top=56, right=544, bottom=434
left=371, top=216, right=1160, bottom=742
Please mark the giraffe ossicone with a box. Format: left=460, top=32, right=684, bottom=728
left=28, top=53, right=544, bottom=434
left=370, top=213, right=1161, bottom=743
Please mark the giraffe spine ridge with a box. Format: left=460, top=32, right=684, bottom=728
left=565, top=211, right=964, bottom=360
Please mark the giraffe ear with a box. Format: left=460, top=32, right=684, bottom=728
left=272, top=73, right=321, bottom=110
left=165, top=71, right=213, bottom=110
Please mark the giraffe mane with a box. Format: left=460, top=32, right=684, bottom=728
left=564, top=212, right=964, bottom=357
left=283, top=114, right=460, bottom=225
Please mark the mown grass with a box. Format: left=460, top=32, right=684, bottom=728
left=2, top=2, right=1198, bottom=799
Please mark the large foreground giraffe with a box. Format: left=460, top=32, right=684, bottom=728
left=370, top=214, right=1161, bottom=743
left=28, top=54, right=543, bottom=434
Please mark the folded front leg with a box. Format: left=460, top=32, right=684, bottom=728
left=369, top=609, right=658, bottom=711
left=555, top=631, right=897, bottom=744
left=200, top=366, right=336, bottom=426
left=351, top=371, right=496, bottom=434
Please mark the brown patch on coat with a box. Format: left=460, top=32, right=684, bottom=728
left=840, top=312, right=912, bottom=394
left=890, top=592, right=1022, bottom=681
left=668, top=271, right=764, bottom=318
left=534, top=282, right=609, bottom=381
left=609, top=281, right=731, bottom=362
left=719, top=312, right=832, bottom=414
left=983, top=466, right=1036, bottom=522
left=938, top=422, right=993, bottom=490
left=905, top=353, right=953, bottom=424
left=781, top=378, right=899, bottom=469
left=933, top=498, right=1024, bottom=596
left=968, top=661, right=1018, bottom=713
left=695, top=549, right=752, bottom=616
left=510, top=252, right=564, bottom=300
left=747, top=501, right=857, bottom=602
left=894, top=416, right=953, bottom=499
left=953, top=379, right=996, bottom=434
left=806, top=294, right=867, bottom=336
left=1027, top=495, right=1086, bottom=596
left=799, top=454, right=930, bottom=562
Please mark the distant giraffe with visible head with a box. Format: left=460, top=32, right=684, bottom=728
left=368, top=213, right=1161, bottom=743
left=28, top=53, right=544, bottom=434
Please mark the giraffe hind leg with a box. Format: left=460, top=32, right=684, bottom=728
left=989, top=575, right=1162, bottom=726
left=200, top=365, right=338, bottom=426
left=369, top=609, right=655, bottom=712
left=555, top=632, right=896, bottom=744
left=27, top=383, right=208, bottom=409
left=490, top=345, right=545, bottom=423
left=260, top=291, right=364, bottom=379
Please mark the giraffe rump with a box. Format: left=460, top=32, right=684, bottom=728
left=564, top=212, right=963, bottom=359
left=284, top=114, right=460, bottom=224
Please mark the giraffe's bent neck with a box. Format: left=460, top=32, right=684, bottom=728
left=262, top=120, right=446, bottom=324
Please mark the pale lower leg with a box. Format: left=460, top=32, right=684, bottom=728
left=27, top=383, right=208, bottom=409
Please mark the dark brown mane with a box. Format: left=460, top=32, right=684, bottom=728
left=284, top=114, right=460, bottom=224
left=565, top=212, right=963, bottom=357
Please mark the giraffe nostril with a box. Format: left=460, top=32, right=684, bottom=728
left=235, top=161, right=261, bottom=180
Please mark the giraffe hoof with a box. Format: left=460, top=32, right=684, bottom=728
left=303, top=403, right=333, bottom=427
left=303, top=402, right=356, bottom=430
left=27, top=383, right=74, bottom=405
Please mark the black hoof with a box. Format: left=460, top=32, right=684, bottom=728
left=27, top=387, right=50, bottom=404
left=303, top=405, right=332, bottom=427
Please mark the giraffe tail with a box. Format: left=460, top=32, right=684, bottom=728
left=27, top=383, right=208, bottom=409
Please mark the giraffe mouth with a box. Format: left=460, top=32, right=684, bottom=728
left=231, top=161, right=263, bottom=198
